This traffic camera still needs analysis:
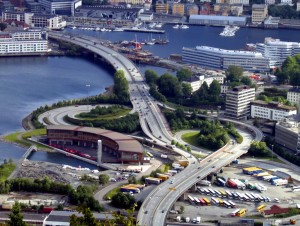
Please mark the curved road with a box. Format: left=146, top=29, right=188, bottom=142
left=48, top=32, right=263, bottom=226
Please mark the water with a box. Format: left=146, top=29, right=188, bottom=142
left=64, top=24, right=300, bottom=58
left=2, top=25, right=300, bottom=165
left=0, top=56, right=113, bottom=167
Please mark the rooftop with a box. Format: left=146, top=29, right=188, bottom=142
left=288, top=87, right=300, bottom=93
left=251, top=100, right=297, bottom=111
left=263, top=205, right=289, bottom=216
left=47, top=125, right=143, bottom=154
left=189, top=14, right=246, bottom=22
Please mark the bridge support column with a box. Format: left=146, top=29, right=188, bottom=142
left=97, top=140, right=102, bottom=166
left=190, top=184, right=197, bottom=193
left=78, top=141, right=80, bottom=146
left=84, top=142, right=86, bottom=147
left=178, top=193, right=185, bottom=201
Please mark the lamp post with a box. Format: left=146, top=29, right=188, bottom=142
left=271, top=144, right=274, bottom=162
left=86, top=84, right=91, bottom=96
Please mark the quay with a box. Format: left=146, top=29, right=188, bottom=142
left=123, top=28, right=165, bottom=34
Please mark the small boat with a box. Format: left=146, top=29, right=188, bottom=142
left=71, top=26, right=76, bottom=29
left=180, top=24, right=189, bottom=29
left=95, top=27, right=100, bottom=31
left=173, top=24, right=180, bottom=29
left=149, top=22, right=156, bottom=28
left=114, top=27, right=124, bottom=32
left=155, top=23, right=163, bottom=28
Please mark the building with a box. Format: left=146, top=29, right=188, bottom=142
left=2, top=12, right=66, bottom=30
left=155, top=2, right=169, bottom=13
left=225, top=85, right=255, bottom=119
left=263, top=205, right=289, bottom=217
left=297, top=1, right=300, bottom=11
left=255, top=38, right=300, bottom=68
left=230, top=4, right=243, bottom=16
left=287, top=87, right=300, bottom=105
left=250, top=100, right=297, bottom=121
left=263, top=16, right=280, bottom=29
left=0, top=30, right=49, bottom=55
left=189, top=15, right=246, bottom=26
left=182, top=73, right=225, bottom=92
left=46, top=125, right=144, bottom=164
left=265, top=0, right=275, bottom=4
left=138, top=12, right=153, bottom=21
left=182, top=46, right=270, bottom=72
left=275, top=117, right=299, bottom=152
left=252, top=4, right=268, bottom=24
left=221, top=84, right=229, bottom=94
left=186, top=4, right=198, bottom=15
left=172, top=3, right=185, bottom=16
left=40, top=0, right=82, bottom=15
left=280, top=0, right=293, bottom=4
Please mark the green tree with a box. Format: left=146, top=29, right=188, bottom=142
left=240, top=76, right=252, bottom=86
left=111, top=192, right=136, bottom=209
left=98, top=174, right=110, bottom=185
left=6, top=202, right=28, bottom=226
left=0, top=23, right=7, bottom=31
left=70, top=207, right=101, bottom=226
left=176, top=68, right=192, bottom=82
left=209, top=80, right=221, bottom=96
left=158, top=73, right=182, bottom=98
left=113, top=70, right=129, bottom=102
left=145, top=69, right=159, bottom=85
left=249, top=141, right=271, bottom=157
left=226, top=66, right=243, bottom=83
left=181, top=83, right=192, bottom=97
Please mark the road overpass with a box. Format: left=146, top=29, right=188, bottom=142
left=48, top=32, right=263, bottom=226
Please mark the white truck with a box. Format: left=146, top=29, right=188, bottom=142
left=185, top=217, right=190, bottom=223
left=199, top=180, right=211, bottom=186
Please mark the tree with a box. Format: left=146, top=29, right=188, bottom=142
left=180, top=205, right=185, bottom=214
left=70, top=207, right=101, bottom=226
left=176, top=68, right=192, bottom=82
left=208, top=80, right=221, bottom=96
left=128, top=176, right=137, bottom=184
left=98, top=174, right=110, bottom=185
left=181, top=83, right=192, bottom=97
left=158, top=73, right=182, bottom=98
left=113, top=70, right=129, bottom=102
left=145, top=69, right=159, bottom=85
left=248, top=141, right=271, bottom=157
left=111, top=192, right=136, bottom=209
left=6, top=202, right=28, bottom=226
left=226, top=66, right=243, bottom=83
left=0, top=23, right=6, bottom=31
left=240, top=76, right=252, bottom=86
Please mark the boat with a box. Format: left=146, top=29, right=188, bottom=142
left=219, top=25, right=239, bottom=37
left=180, top=24, right=189, bottom=29
left=114, top=27, right=124, bottom=32
left=149, top=22, right=156, bottom=28
left=173, top=24, right=180, bottom=29
left=95, top=27, right=100, bottom=31
left=71, top=26, right=76, bottom=29
left=155, top=23, right=163, bottom=28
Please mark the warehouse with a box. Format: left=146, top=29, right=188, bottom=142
left=189, top=15, right=247, bottom=26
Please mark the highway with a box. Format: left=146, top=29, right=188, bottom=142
left=48, top=32, right=263, bottom=226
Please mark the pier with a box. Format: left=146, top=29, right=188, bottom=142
left=123, top=28, right=165, bottom=34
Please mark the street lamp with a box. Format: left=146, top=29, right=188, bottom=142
left=86, top=84, right=91, bottom=96
left=271, top=144, right=274, bottom=162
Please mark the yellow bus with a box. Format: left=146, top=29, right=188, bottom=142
left=256, top=204, right=266, bottom=212
left=218, top=198, right=224, bottom=206
left=203, top=198, right=211, bottom=206
left=236, top=209, right=247, bottom=217
left=219, top=190, right=227, bottom=198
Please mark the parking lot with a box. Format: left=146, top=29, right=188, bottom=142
left=170, top=166, right=300, bottom=222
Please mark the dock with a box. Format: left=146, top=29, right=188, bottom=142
left=123, top=28, right=165, bottom=34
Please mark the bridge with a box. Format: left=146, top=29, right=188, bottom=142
left=48, top=32, right=263, bottom=226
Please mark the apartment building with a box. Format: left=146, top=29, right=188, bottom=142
left=172, top=3, right=185, bottom=16
left=252, top=4, right=268, bottom=24
left=251, top=100, right=297, bottom=121
left=155, top=2, right=169, bottom=13
left=225, top=85, right=255, bottom=119
left=186, top=4, right=198, bottom=15
left=182, top=74, right=225, bottom=92
left=287, top=88, right=300, bottom=105
left=40, top=0, right=82, bottom=15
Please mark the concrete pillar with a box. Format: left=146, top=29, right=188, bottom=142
left=97, top=140, right=102, bottom=166
left=78, top=141, right=80, bottom=146
left=190, top=184, right=197, bottom=193
left=178, top=193, right=185, bottom=201
left=84, top=142, right=86, bottom=147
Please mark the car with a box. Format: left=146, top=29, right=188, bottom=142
left=212, top=166, right=215, bottom=168
left=161, top=210, right=165, bottom=213
left=197, top=176, right=200, bottom=179
left=144, top=211, right=148, bottom=214
left=159, top=135, right=162, bottom=139
left=197, top=166, right=201, bottom=169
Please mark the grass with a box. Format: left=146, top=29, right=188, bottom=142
left=0, top=162, right=16, bottom=182
left=3, top=131, right=30, bottom=147
left=104, top=187, right=120, bottom=200
left=76, top=109, right=131, bottom=120
left=193, top=153, right=208, bottom=159
left=252, top=156, right=286, bottom=164
left=181, top=131, right=200, bottom=147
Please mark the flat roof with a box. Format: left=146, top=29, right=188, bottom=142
left=251, top=100, right=297, bottom=111
left=47, top=125, right=143, bottom=154
left=189, top=14, right=246, bottom=22
left=45, top=211, right=113, bottom=222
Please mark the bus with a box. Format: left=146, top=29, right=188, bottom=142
left=146, top=152, right=153, bottom=158
left=197, top=187, right=205, bottom=194
left=194, top=197, right=200, bottom=205
left=218, top=198, right=224, bottom=206
left=231, top=209, right=241, bottom=217
left=203, top=198, right=211, bottom=206
left=219, top=190, right=227, bottom=198
left=208, top=188, right=216, bottom=196
left=256, top=194, right=265, bottom=202
left=236, top=192, right=244, bottom=200
left=211, top=197, right=219, bottom=205
left=203, top=188, right=210, bottom=195
left=232, top=193, right=239, bottom=199
left=188, top=195, right=195, bottom=204
left=225, top=190, right=233, bottom=199
left=245, top=193, right=254, bottom=201
left=214, top=190, right=222, bottom=197
left=236, top=209, right=247, bottom=217
left=199, top=198, right=206, bottom=205
left=228, top=200, right=236, bottom=208
left=223, top=200, right=232, bottom=208
left=256, top=204, right=266, bottom=212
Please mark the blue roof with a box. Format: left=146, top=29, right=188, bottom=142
left=190, top=15, right=246, bottom=22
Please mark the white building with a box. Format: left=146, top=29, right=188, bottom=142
left=287, top=88, right=300, bottom=105
left=2, top=12, right=66, bottom=30
left=297, top=2, right=300, bottom=11
left=251, top=100, right=297, bottom=121
left=138, top=12, right=153, bottom=21
left=221, top=84, right=230, bottom=94
left=280, top=0, right=293, bottom=4
left=182, top=46, right=270, bottom=72
left=189, top=15, right=247, bottom=26
left=0, top=30, right=49, bottom=55
left=256, top=37, right=300, bottom=68
left=265, top=0, right=275, bottom=4
left=182, top=73, right=225, bottom=92
left=40, top=0, right=82, bottom=16
left=225, top=85, right=255, bottom=119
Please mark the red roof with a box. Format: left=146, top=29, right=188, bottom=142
left=264, top=205, right=289, bottom=215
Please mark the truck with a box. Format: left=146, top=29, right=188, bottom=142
left=232, top=179, right=246, bottom=190
left=227, top=179, right=237, bottom=188
left=145, top=177, right=161, bottom=185
left=270, top=177, right=280, bottom=183
left=176, top=216, right=181, bottom=222
left=196, top=216, right=201, bottom=223
left=185, top=217, right=190, bottom=223
left=242, top=167, right=262, bottom=175
left=272, top=179, right=288, bottom=186
left=247, top=183, right=256, bottom=190
left=255, top=183, right=267, bottom=192
left=199, top=180, right=211, bottom=186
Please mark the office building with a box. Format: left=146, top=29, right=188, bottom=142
left=186, top=4, right=198, bottom=15
left=255, top=37, right=300, bottom=68
left=275, top=116, right=300, bottom=152
left=251, top=100, right=297, bottom=121
left=155, top=2, right=169, bottom=13
left=287, top=87, right=300, bottom=105
left=0, top=30, right=49, bottom=55
left=252, top=4, right=268, bottom=24
left=182, top=46, right=270, bottom=72
left=225, top=85, right=255, bottom=119
left=40, top=0, right=82, bottom=15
